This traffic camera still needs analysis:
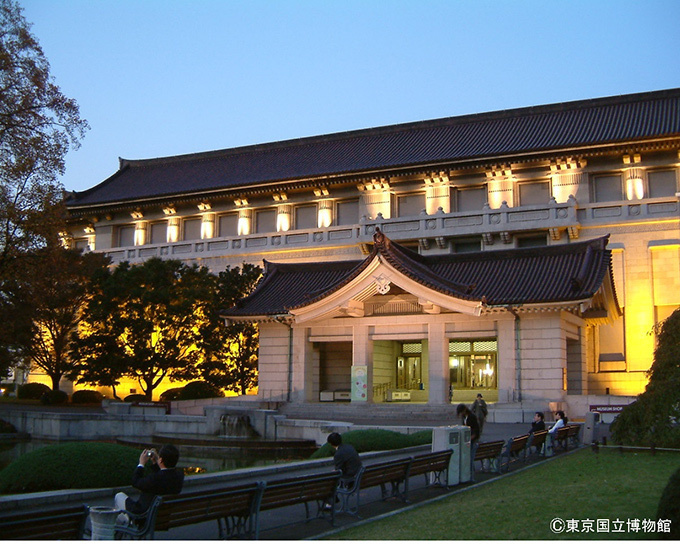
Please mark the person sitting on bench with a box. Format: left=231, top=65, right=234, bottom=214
left=115, top=444, right=184, bottom=520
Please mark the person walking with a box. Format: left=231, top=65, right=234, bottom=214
left=471, top=393, right=488, bottom=437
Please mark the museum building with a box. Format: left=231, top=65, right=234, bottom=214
left=64, top=88, right=680, bottom=412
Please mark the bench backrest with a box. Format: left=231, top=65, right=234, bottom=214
left=530, top=429, right=548, bottom=448
left=0, top=504, right=88, bottom=540
left=408, top=450, right=453, bottom=477
left=474, top=440, right=505, bottom=460
left=360, top=458, right=412, bottom=489
left=507, top=434, right=530, bottom=454
left=259, top=472, right=340, bottom=512
left=154, top=482, right=265, bottom=531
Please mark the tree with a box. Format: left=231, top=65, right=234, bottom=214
left=198, top=264, right=262, bottom=395
left=8, top=243, right=109, bottom=391
left=0, top=0, right=89, bottom=276
left=72, top=258, right=216, bottom=400
left=611, top=308, right=680, bottom=447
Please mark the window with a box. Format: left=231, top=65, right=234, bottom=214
left=118, top=225, right=135, bottom=247
left=294, top=204, right=317, bottom=230
left=150, top=222, right=167, bottom=244
left=218, top=213, right=238, bottom=237
left=648, top=170, right=677, bottom=198
left=255, top=209, right=276, bottom=233
left=517, top=235, right=547, bottom=248
left=397, top=193, right=425, bottom=217
left=336, top=199, right=359, bottom=226
left=598, top=316, right=625, bottom=372
left=518, top=181, right=551, bottom=206
left=183, top=218, right=201, bottom=241
left=454, top=187, right=486, bottom=212
left=593, top=174, right=623, bottom=202
left=454, top=239, right=481, bottom=253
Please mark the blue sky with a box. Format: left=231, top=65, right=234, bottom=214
left=19, top=0, right=680, bottom=193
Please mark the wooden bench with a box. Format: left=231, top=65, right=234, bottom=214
left=554, top=424, right=581, bottom=451
left=406, top=449, right=453, bottom=494
left=148, top=482, right=265, bottom=539
left=527, top=429, right=548, bottom=457
left=0, top=504, right=88, bottom=540
left=258, top=471, right=341, bottom=538
left=336, top=450, right=452, bottom=517
left=357, top=456, right=413, bottom=502
left=473, top=440, right=505, bottom=473
left=500, top=434, right=530, bottom=472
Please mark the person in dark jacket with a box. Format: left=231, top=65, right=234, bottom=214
left=327, top=432, right=362, bottom=484
left=457, top=403, right=480, bottom=479
left=530, top=411, right=546, bottom=433
left=115, top=444, right=184, bottom=516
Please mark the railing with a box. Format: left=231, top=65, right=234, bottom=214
left=373, top=382, right=392, bottom=402
left=94, top=196, right=679, bottom=265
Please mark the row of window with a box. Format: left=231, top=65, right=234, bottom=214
left=92, top=168, right=676, bottom=248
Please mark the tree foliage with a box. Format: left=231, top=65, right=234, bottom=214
left=71, top=258, right=216, bottom=400
left=0, top=0, right=88, bottom=379
left=19, top=245, right=109, bottom=390
left=198, top=263, right=262, bottom=394
left=611, top=308, right=680, bottom=447
left=0, top=0, right=88, bottom=275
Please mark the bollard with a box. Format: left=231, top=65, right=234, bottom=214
left=89, top=506, right=119, bottom=540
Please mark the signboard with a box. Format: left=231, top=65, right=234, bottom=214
left=589, top=404, right=628, bottom=413
left=351, top=365, right=368, bottom=402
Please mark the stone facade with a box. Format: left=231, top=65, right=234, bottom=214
left=56, top=90, right=680, bottom=413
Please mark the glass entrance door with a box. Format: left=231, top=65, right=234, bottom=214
left=449, top=339, right=497, bottom=391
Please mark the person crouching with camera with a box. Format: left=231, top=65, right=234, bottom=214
left=115, top=444, right=184, bottom=520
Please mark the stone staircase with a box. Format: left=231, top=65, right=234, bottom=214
left=277, top=400, right=553, bottom=425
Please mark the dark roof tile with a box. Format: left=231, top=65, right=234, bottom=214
left=68, top=89, right=680, bottom=208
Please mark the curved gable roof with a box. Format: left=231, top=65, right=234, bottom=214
left=224, top=232, right=619, bottom=319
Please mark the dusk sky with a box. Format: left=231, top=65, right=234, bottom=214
left=19, top=0, right=680, bottom=193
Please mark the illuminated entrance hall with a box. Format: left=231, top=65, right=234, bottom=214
left=226, top=230, right=619, bottom=410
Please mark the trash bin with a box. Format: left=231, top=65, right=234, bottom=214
left=89, top=506, right=119, bottom=540
left=583, top=411, right=601, bottom=444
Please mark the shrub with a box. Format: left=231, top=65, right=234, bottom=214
left=309, top=428, right=432, bottom=459
left=176, top=381, right=224, bottom=400
left=657, top=465, right=680, bottom=539
left=17, top=382, right=50, bottom=400
left=0, top=418, right=17, bottom=433
left=611, top=308, right=680, bottom=448
left=71, top=390, right=104, bottom=404
left=159, top=387, right=183, bottom=402
left=39, top=389, right=69, bottom=405
left=124, top=394, right=148, bottom=402
left=0, top=442, right=141, bottom=493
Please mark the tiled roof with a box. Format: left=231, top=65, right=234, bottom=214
left=68, top=88, right=680, bottom=208
left=225, top=232, right=618, bottom=317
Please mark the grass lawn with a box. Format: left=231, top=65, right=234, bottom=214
left=330, top=448, right=680, bottom=540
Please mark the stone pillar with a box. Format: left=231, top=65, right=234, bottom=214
left=486, top=166, right=514, bottom=209
left=358, top=179, right=391, bottom=220
left=427, top=322, right=449, bottom=405
left=134, top=221, right=148, bottom=246
left=201, top=212, right=216, bottom=239
left=276, top=204, right=292, bottom=232
left=352, top=324, right=373, bottom=403
left=550, top=158, right=587, bottom=203
left=424, top=174, right=451, bottom=215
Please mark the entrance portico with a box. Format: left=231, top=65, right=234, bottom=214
left=227, top=230, right=620, bottom=408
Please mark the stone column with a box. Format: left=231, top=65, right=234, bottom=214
left=427, top=322, right=449, bottom=405
left=352, top=324, right=373, bottom=403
